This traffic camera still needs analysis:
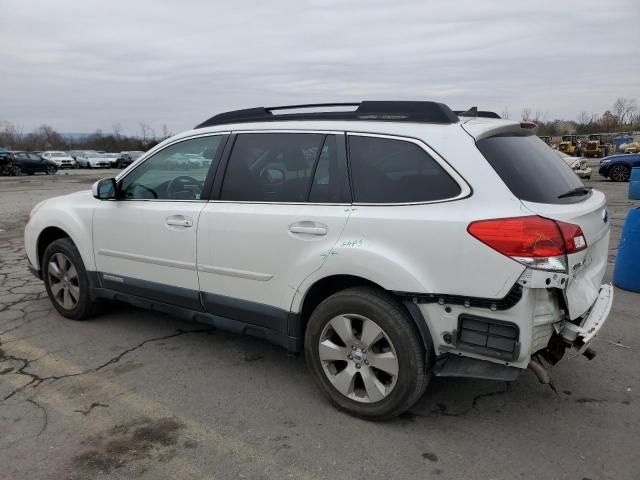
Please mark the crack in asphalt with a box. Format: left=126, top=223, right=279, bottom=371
left=0, top=328, right=213, bottom=401
left=26, top=398, right=48, bottom=436
left=408, top=382, right=513, bottom=418
left=73, top=402, right=109, bottom=416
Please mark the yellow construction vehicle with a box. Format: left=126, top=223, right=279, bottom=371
left=624, top=143, right=640, bottom=154
left=558, top=135, right=580, bottom=156
left=583, top=134, right=609, bottom=158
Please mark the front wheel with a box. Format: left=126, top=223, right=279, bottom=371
left=42, top=238, right=98, bottom=320
left=609, top=164, right=631, bottom=182
left=304, top=286, right=429, bottom=420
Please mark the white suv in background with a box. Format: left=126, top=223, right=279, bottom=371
left=41, top=150, right=76, bottom=168
left=24, top=102, right=613, bottom=419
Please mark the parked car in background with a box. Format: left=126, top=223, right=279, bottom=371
left=101, top=152, right=120, bottom=168
left=75, top=151, right=111, bottom=168
left=599, top=153, right=640, bottom=182
left=41, top=151, right=76, bottom=169
left=0, top=150, right=15, bottom=176
left=113, top=151, right=145, bottom=168
left=12, top=151, right=57, bottom=175
left=555, top=150, right=591, bottom=179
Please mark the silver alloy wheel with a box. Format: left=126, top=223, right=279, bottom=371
left=318, top=314, right=399, bottom=403
left=610, top=165, right=630, bottom=182
left=47, top=253, right=80, bottom=310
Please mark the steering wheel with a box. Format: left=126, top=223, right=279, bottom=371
left=167, top=175, right=202, bottom=198
left=127, top=182, right=158, bottom=199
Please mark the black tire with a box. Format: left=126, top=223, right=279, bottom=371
left=42, top=238, right=98, bottom=320
left=46, top=166, right=56, bottom=175
left=13, top=165, right=22, bottom=176
left=609, top=164, right=631, bottom=182
left=304, top=286, right=430, bottom=420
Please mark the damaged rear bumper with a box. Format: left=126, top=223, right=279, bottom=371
left=557, top=283, right=613, bottom=354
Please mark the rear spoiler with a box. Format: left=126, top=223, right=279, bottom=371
left=461, top=119, right=538, bottom=141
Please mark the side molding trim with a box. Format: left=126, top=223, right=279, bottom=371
left=97, top=249, right=196, bottom=271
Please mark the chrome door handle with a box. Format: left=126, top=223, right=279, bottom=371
left=289, top=222, right=328, bottom=235
left=165, top=215, right=193, bottom=228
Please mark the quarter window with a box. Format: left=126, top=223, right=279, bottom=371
left=119, top=135, right=224, bottom=200
left=348, top=135, right=461, bottom=203
left=221, top=133, right=348, bottom=203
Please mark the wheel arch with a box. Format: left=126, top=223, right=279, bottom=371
left=37, top=226, right=72, bottom=270
left=292, top=274, right=434, bottom=353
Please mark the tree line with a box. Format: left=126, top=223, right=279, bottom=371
left=0, top=122, right=170, bottom=153
left=507, top=98, right=640, bottom=136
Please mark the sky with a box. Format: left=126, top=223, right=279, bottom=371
left=1, top=0, right=639, bottom=135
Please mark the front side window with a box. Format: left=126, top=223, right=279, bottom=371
left=119, top=135, right=224, bottom=200
left=348, top=135, right=461, bottom=203
left=221, top=133, right=348, bottom=203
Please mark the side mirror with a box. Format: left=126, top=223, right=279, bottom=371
left=92, top=178, right=117, bottom=200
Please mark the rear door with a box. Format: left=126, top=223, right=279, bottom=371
left=476, top=134, right=609, bottom=319
left=196, top=131, right=351, bottom=331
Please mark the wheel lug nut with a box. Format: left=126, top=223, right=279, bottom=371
left=348, top=354, right=352, bottom=360
left=352, top=345, right=356, bottom=350
left=355, top=363, right=361, bottom=369
left=364, top=360, right=369, bottom=365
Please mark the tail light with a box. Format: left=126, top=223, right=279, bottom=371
left=468, top=216, right=587, bottom=272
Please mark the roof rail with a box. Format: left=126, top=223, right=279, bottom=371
left=455, top=107, right=501, bottom=119
left=195, top=101, right=459, bottom=128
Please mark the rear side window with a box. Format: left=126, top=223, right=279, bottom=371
left=348, top=135, right=461, bottom=203
left=477, top=135, right=585, bottom=204
left=221, top=133, right=348, bottom=203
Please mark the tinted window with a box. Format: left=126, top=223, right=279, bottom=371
left=477, top=135, right=585, bottom=204
left=120, top=135, right=224, bottom=200
left=348, top=135, right=461, bottom=203
left=221, top=133, right=347, bottom=203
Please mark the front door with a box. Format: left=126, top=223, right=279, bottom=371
left=93, top=133, right=227, bottom=310
left=197, top=132, right=351, bottom=331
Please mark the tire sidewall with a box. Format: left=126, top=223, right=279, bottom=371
left=42, top=238, right=93, bottom=320
left=611, top=165, right=630, bottom=182
left=304, top=289, right=428, bottom=419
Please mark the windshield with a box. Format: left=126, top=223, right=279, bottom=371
left=477, top=135, right=586, bottom=205
left=50, top=152, right=67, bottom=157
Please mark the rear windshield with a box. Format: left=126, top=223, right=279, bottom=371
left=476, top=135, right=586, bottom=204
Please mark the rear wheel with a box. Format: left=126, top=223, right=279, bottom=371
left=609, top=164, right=631, bottom=182
left=43, top=238, right=97, bottom=320
left=305, top=286, right=429, bottom=419
left=13, top=165, right=22, bottom=176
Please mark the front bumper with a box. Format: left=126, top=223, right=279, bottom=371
left=574, top=167, right=592, bottom=178
left=598, top=165, right=610, bottom=176
left=558, top=284, right=613, bottom=354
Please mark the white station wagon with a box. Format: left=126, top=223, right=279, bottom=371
left=25, top=102, right=613, bottom=419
